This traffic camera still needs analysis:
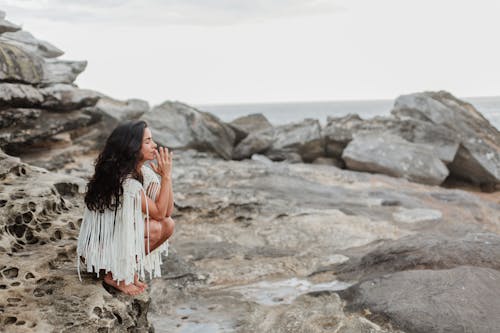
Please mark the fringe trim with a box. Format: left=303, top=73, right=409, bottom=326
left=76, top=174, right=169, bottom=284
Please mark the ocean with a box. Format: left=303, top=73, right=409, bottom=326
left=196, top=96, right=500, bottom=130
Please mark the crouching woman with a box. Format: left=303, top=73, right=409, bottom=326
left=77, top=120, right=175, bottom=295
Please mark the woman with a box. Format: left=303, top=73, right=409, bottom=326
left=77, top=120, right=175, bottom=295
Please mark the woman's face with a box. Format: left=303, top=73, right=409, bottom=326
left=140, top=127, right=157, bottom=161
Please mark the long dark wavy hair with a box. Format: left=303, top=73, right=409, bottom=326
left=85, top=120, right=147, bottom=212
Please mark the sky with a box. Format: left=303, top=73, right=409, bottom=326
left=1, top=0, right=500, bottom=106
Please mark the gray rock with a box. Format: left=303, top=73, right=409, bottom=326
left=268, top=118, right=324, bottom=162
left=324, top=114, right=459, bottom=163
left=334, top=232, right=500, bottom=281
left=95, top=96, right=149, bottom=122
left=42, top=59, right=87, bottom=84
left=232, top=128, right=275, bottom=160
left=0, top=30, right=64, bottom=58
left=0, top=42, right=44, bottom=84
left=392, top=91, right=500, bottom=185
left=230, top=113, right=273, bottom=134
left=40, top=84, right=101, bottom=111
left=312, top=156, right=344, bottom=168
left=142, top=101, right=236, bottom=160
left=228, top=113, right=273, bottom=146
left=0, top=83, right=44, bottom=108
left=340, top=266, right=500, bottom=333
left=0, top=17, right=21, bottom=34
left=342, top=132, right=449, bottom=185
left=0, top=108, right=100, bottom=154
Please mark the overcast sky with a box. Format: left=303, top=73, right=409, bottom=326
left=2, top=0, right=500, bottom=105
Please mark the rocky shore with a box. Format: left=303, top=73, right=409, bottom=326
left=1, top=11, right=499, bottom=333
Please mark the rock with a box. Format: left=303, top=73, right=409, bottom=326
left=142, top=101, right=236, bottom=160
left=250, top=153, right=273, bottom=165
left=0, top=83, right=44, bottom=108
left=267, top=118, right=324, bottom=162
left=229, top=113, right=273, bottom=139
left=392, top=207, right=442, bottom=224
left=340, top=266, right=500, bottom=333
left=42, top=59, right=87, bottom=84
left=342, top=132, right=449, bottom=185
left=40, top=84, right=101, bottom=111
left=0, top=16, right=21, bottom=34
left=333, top=232, right=500, bottom=281
left=0, top=107, right=100, bottom=154
left=95, top=96, right=149, bottom=122
left=227, top=113, right=272, bottom=146
left=0, top=30, right=64, bottom=58
left=0, top=42, right=44, bottom=84
left=232, top=128, right=275, bottom=160
left=392, top=91, right=500, bottom=185
left=324, top=114, right=459, bottom=163
left=312, top=156, right=344, bottom=168
left=0, top=108, right=41, bottom=129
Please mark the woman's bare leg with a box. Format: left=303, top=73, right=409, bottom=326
left=104, top=272, right=144, bottom=295
left=144, top=217, right=175, bottom=254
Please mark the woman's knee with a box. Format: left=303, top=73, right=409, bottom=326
left=161, top=217, right=175, bottom=239
left=146, top=219, right=162, bottom=242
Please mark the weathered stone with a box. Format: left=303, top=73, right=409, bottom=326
left=142, top=101, right=236, bottom=160
left=333, top=232, right=500, bottom=281
left=324, top=114, right=459, bottom=163
left=230, top=113, right=273, bottom=134
left=228, top=113, right=272, bottom=145
left=42, top=59, right=87, bottom=84
left=0, top=108, right=100, bottom=154
left=0, top=42, right=44, bottom=84
left=40, top=84, right=101, bottom=111
left=392, top=91, right=500, bottom=185
left=340, top=266, right=500, bottom=333
left=342, top=132, right=449, bottom=185
left=95, top=96, right=149, bottom=122
left=0, top=16, right=21, bottom=34
left=267, top=118, right=324, bottom=162
left=0, top=83, right=44, bottom=108
left=232, top=128, right=274, bottom=160
left=0, top=30, right=64, bottom=58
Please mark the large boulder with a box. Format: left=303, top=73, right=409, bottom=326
left=342, top=132, right=449, bottom=185
left=266, top=118, right=324, bottom=162
left=40, top=84, right=101, bottom=111
left=0, top=30, right=64, bottom=58
left=0, top=83, right=44, bottom=108
left=392, top=91, right=500, bottom=185
left=324, top=114, right=459, bottom=163
left=95, top=96, right=149, bottom=122
left=142, top=101, right=236, bottom=160
left=0, top=42, right=44, bottom=84
left=229, top=113, right=273, bottom=133
left=340, top=266, right=500, bottom=333
left=42, top=59, right=87, bottom=85
left=0, top=14, right=20, bottom=34
left=232, top=128, right=275, bottom=160
left=228, top=113, right=273, bottom=146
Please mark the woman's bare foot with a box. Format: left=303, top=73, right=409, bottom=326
left=104, top=272, right=144, bottom=296
left=134, top=273, right=148, bottom=290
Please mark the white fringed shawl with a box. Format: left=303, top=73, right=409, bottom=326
left=77, top=165, right=169, bottom=284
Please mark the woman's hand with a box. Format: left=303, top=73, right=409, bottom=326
left=151, top=146, right=172, bottom=178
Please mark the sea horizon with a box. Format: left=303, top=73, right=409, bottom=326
left=196, top=95, right=500, bottom=130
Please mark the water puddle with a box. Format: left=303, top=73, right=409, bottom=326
left=150, top=277, right=354, bottom=332
left=225, top=277, right=354, bottom=306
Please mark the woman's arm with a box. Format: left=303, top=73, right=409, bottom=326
left=165, top=177, right=174, bottom=217
left=141, top=147, right=172, bottom=220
